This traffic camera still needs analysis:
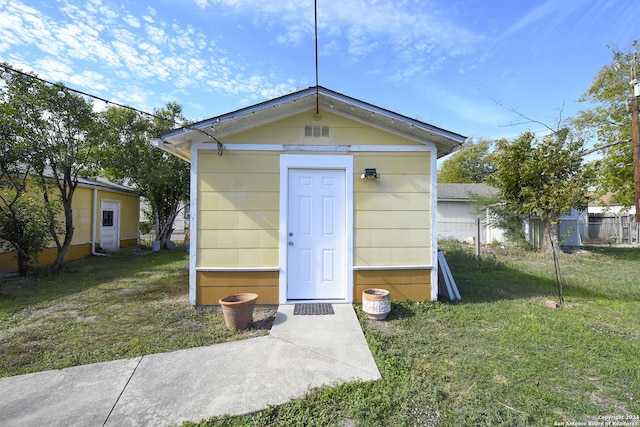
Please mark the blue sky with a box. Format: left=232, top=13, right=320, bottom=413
left=0, top=0, right=637, bottom=145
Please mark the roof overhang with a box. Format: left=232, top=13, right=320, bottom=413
left=152, top=86, right=467, bottom=162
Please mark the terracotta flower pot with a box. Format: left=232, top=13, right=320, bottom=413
left=219, top=293, right=258, bottom=330
left=362, top=288, right=391, bottom=320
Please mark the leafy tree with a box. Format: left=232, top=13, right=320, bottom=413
left=100, top=103, right=189, bottom=249
left=437, top=139, right=495, bottom=183
left=0, top=116, right=60, bottom=276
left=1, top=64, right=101, bottom=275
left=490, top=130, right=594, bottom=251
left=573, top=43, right=640, bottom=208
left=490, top=129, right=595, bottom=303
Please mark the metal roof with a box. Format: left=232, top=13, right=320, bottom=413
left=153, top=86, right=467, bottom=161
left=437, top=183, right=498, bottom=200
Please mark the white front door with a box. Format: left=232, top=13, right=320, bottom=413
left=100, top=200, right=120, bottom=252
left=287, top=168, right=346, bottom=300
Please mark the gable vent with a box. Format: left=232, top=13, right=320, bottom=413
left=305, top=126, right=330, bottom=137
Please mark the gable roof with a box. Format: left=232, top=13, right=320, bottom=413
left=437, top=183, right=498, bottom=201
left=152, top=86, right=467, bottom=162
left=77, top=176, right=139, bottom=195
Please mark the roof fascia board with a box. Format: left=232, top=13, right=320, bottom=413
left=317, top=89, right=466, bottom=144
left=151, top=139, right=191, bottom=163
left=324, top=106, right=440, bottom=148
left=162, top=87, right=318, bottom=140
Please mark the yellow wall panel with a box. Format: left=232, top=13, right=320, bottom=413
left=354, top=174, right=430, bottom=194
left=71, top=188, right=93, bottom=243
left=199, top=211, right=279, bottom=231
left=356, top=210, right=430, bottom=230
left=355, top=192, right=430, bottom=211
left=219, top=112, right=424, bottom=147
left=354, top=269, right=431, bottom=302
left=196, top=270, right=279, bottom=305
left=198, top=150, right=279, bottom=173
left=198, top=191, right=279, bottom=211
left=198, top=249, right=279, bottom=267
left=355, top=247, right=431, bottom=266
left=355, top=229, right=429, bottom=248
left=199, top=172, right=279, bottom=193
left=0, top=243, right=92, bottom=273
left=198, top=229, right=278, bottom=249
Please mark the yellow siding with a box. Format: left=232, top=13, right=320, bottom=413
left=214, top=111, right=424, bottom=147
left=1, top=185, right=139, bottom=273
left=354, top=269, right=431, bottom=302
left=196, top=271, right=279, bottom=305
left=353, top=152, right=432, bottom=266
left=194, top=112, right=434, bottom=302
left=0, top=243, right=92, bottom=273
left=72, top=188, right=93, bottom=243
left=197, top=151, right=279, bottom=267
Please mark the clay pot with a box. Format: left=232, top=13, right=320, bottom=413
left=219, top=293, right=258, bottom=330
left=362, top=288, right=391, bottom=320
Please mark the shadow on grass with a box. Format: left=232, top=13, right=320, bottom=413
left=441, top=246, right=556, bottom=304
left=0, top=246, right=188, bottom=310
left=581, top=245, right=640, bottom=261
left=440, top=242, right=640, bottom=304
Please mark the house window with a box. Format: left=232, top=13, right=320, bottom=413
left=102, top=210, right=114, bottom=227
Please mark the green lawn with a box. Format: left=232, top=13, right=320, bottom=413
left=187, top=242, right=640, bottom=426
left=0, top=246, right=274, bottom=378
left=2, top=243, right=638, bottom=426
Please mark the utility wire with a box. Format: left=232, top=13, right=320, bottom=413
left=0, top=63, right=222, bottom=147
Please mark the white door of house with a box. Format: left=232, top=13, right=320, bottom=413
left=287, top=168, right=346, bottom=300
left=100, top=200, right=120, bottom=252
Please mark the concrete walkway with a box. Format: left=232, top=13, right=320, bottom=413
left=0, top=304, right=381, bottom=427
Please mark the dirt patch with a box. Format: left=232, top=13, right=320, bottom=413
left=366, top=318, right=397, bottom=334
left=250, top=307, right=278, bottom=330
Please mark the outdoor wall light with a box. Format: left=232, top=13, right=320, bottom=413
left=361, top=168, right=380, bottom=180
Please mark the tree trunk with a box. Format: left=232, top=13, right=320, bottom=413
left=16, top=249, right=30, bottom=277
left=49, top=190, right=75, bottom=275
left=542, top=220, right=561, bottom=254
left=543, top=220, right=565, bottom=305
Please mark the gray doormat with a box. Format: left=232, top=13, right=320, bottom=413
left=293, top=303, right=334, bottom=315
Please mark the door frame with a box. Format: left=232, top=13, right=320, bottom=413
left=100, top=199, right=121, bottom=252
left=279, top=154, right=353, bottom=304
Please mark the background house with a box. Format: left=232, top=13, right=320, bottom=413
left=153, top=86, right=466, bottom=306
left=0, top=177, right=139, bottom=273
left=437, top=183, right=505, bottom=244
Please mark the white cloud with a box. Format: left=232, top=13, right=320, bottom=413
left=193, top=0, right=210, bottom=9
left=206, top=0, right=484, bottom=79
left=123, top=14, right=141, bottom=28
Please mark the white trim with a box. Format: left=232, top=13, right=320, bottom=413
left=279, top=154, right=354, bottom=304
left=188, top=144, right=199, bottom=306
left=430, top=146, right=439, bottom=301
left=195, top=143, right=433, bottom=152
left=196, top=266, right=280, bottom=272
left=353, top=265, right=433, bottom=270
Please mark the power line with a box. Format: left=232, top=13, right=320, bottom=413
left=0, top=62, right=223, bottom=148
left=1, top=63, right=168, bottom=123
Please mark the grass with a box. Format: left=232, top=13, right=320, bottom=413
left=185, top=241, right=640, bottom=427
left=2, top=242, right=638, bottom=426
left=0, top=246, right=274, bottom=378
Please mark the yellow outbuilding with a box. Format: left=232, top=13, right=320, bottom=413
left=153, top=87, right=465, bottom=306
left=0, top=177, right=139, bottom=273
